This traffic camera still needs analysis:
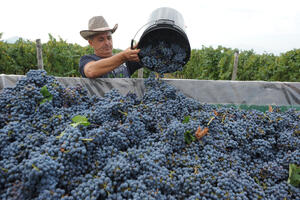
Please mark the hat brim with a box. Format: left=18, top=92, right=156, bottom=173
left=80, top=24, right=118, bottom=40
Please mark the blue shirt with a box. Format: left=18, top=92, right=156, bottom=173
left=79, top=54, right=142, bottom=78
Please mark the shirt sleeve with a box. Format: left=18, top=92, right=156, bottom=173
left=126, top=61, right=143, bottom=76
left=79, top=55, right=98, bottom=78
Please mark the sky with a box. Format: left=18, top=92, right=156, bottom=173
left=1, top=0, right=300, bottom=55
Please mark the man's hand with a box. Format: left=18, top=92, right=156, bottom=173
left=121, top=44, right=140, bottom=62
left=84, top=44, right=140, bottom=78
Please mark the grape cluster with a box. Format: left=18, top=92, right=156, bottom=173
left=139, top=41, right=187, bottom=73
left=0, top=70, right=299, bottom=200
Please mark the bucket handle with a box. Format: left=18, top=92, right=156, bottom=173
left=131, top=19, right=176, bottom=49
left=131, top=20, right=156, bottom=49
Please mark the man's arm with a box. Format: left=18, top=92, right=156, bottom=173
left=84, top=48, right=140, bottom=78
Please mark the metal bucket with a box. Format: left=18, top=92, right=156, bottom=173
left=136, top=7, right=191, bottom=67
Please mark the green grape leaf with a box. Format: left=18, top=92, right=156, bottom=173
left=71, top=115, right=90, bottom=127
left=288, top=164, right=300, bottom=187
left=40, top=85, right=53, bottom=104
left=182, top=116, right=190, bottom=124
left=184, top=130, right=195, bottom=145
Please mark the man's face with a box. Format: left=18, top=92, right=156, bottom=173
left=89, top=31, right=113, bottom=58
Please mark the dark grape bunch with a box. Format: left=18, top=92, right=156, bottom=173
left=139, top=41, right=187, bottom=73
left=0, top=70, right=299, bottom=200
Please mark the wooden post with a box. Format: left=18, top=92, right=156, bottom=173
left=36, top=39, right=44, bottom=70
left=231, top=50, right=239, bottom=80
left=138, top=68, right=143, bottom=78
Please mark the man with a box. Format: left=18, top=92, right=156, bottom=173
left=79, top=16, right=142, bottom=78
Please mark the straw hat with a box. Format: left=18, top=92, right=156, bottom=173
left=80, top=16, right=118, bottom=40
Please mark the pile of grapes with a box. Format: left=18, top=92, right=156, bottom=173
left=139, top=41, right=187, bottom=73
left=0, top=70, right=299, bottom=200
